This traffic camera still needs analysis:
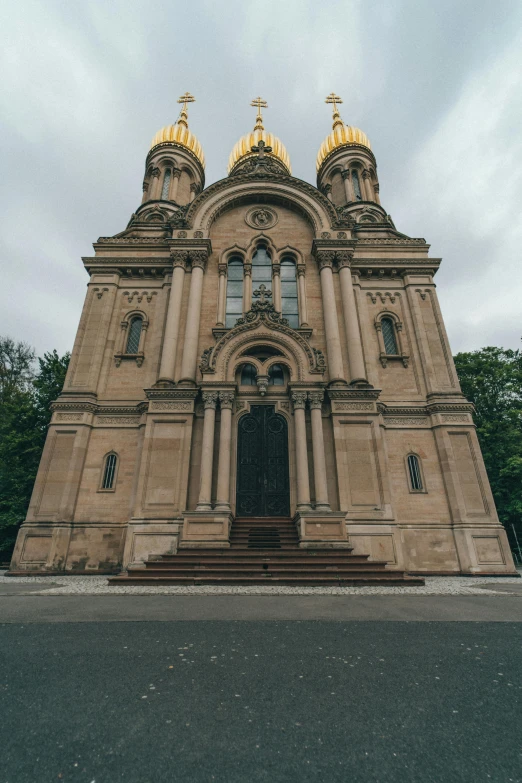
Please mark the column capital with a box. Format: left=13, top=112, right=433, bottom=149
left=172, top=168, right=182, bottom=179
left=272, top=263, right=281, bottom=275
left=243, top=263, right=252, bottom=277
left=190, top=182, right=199, bottom=193
left=362, top=169, right=371, bottom=179
left=316, top=251, right=335, bottom=270
left=151, top=167, right=161, bottom=178
left=218, top=263, right=227, bottom=276
left=341, top=169, right=351, bottom=180
left=218, top=391, right=235, bottom=409
left=322, top=183, right=332, bottom=194
left=190, top=250, right=208, bottom=271
left=171, top=249, right=189, bottom=268
left=308, top=390, right=324, bottom=409
left=291, top=391, right=307, bottom=410
left=142, top=181, right=149, bottom=193
left=202, top=391, right=219, bottom=409
left=336, top=250, right=354, bottom=269
left=297, top=264, right=306, bottom=277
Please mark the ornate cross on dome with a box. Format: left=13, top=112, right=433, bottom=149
left=178, top=92, right=195, bottom=110
left=177, top=92, right=195, bottom=127
left=253, top=284, right=272, bottom=304
left=251, top=96, right=267, bottom=130
left=251, top=138, right=272, bottom=159
left=325, top=92, right=344, bottom=129
left=325, top=92, right=343, bottom=113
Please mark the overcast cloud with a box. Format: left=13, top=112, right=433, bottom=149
left=1, top=0, right=521, bottom=357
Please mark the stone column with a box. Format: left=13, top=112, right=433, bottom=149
left=150, top=167, right=161, bottom=199
left=179, top=251, right=207, bottom=385
left=363, top=170, right=374, bottom=201
left=215, top=391, right=235, bottom=511
left=141, top=181, right=149, bottom=204
left=190, top=183, right=198, bottom=203
left=297, top=266, right=308, bottom=327
left=341, top=169, right=354, bottom=203
left=317, top=252, right=345, bottom=383
left=308, top=391, right=330, bottom=512
left=292, top=392, right=311, bottom=511
left=216, top=263, right=227, bottom=327
left=243, top=262, right=252, bottom=314
left=323, top=184, right=333, bottom=202
left=337, top=251, right=367, bottom=384
left=374, top=183, right=381, bottom=205
left=169, top=169, right=181, bottom=202
left=196, top=391, right=218, bottom=511
left=157, top=251, right=187, bottom=385
left=272, top=263, right=282, bottom=312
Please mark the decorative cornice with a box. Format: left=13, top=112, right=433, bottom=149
left=145, top=388, right=199, bottom=401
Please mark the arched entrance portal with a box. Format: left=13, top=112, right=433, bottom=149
left=236, top=406, right=290, bottom=517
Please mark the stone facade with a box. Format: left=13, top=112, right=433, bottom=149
left=10, top=106, right=516, bottom=576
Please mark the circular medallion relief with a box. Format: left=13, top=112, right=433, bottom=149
left=245, top=207, right=278, bottom=230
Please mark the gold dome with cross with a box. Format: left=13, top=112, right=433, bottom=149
left=316, top=93, right=371, bottom=172
left=150, top=92, right=205, bottom=168
left=228, top=97, right=291, bottom=174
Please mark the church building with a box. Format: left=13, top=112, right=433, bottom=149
left=10, top=93, right=516, bottom=580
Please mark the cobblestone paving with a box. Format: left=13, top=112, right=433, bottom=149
left=1, top=570, right=520, bottom=595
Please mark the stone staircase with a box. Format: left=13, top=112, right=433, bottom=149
left=109, top=517, right=424, bottom=586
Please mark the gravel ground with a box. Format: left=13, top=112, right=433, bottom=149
left=0, top=570, right=520, bottom=595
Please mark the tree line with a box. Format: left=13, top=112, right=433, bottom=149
left=0, top=336, right=520, bottom=563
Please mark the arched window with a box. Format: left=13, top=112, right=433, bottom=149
left=225, top=257, right=244, bottom=328
left=268, top=364, right=285, bottom=386
left=381, top=317, right=398, bottom=355
left=407, top=454, right=424, bottom=492
left=101, top=453, right=118, bottom=490
left=126, top=316, right=143, bottom=354
left=280, top=258, right=299, bottom=328
left=352, top=170, right=362, bottom=201
left=240, top=363, right=257, bottom=386
left=161, top=168, right=171, bottom=200
left=251, top=247, right=272, bottom=302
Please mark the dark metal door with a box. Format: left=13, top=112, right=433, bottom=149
left=236, top=405, right=290, bottom=517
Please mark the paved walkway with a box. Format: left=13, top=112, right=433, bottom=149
left=1, top=570, right=521, bottom=596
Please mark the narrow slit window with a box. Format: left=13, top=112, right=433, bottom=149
left=280, top=258, right=299, bottom=328
left=268, top=364, right=285, bottom=386
left=240, top=363, right=257, bottom=386
left=407, top=455, right=423, bottom=491
left=161, top=169, right=171, bottom=200
left=225, top=257, right=244, bottom=328
left=352, top=170, right=362, bottom=201
left=102, top=454, right=117, bottom=490
left=381, top=317, right=398, bottom=355
left=251, top=247, right=272, bottom=302
left=126, top=317, right=143, bottom=354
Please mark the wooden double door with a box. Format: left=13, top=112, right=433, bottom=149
left=236, top=405, right=290, bottom=517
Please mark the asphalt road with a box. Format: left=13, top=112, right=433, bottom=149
left=1, top=597, right=522, bottom=783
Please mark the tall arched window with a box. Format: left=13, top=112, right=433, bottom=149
left=101, top=453, right=118, bottom=490
left=225, top=257, right=244, bottom=327
left=407, top=454, right=424, bottom=491
left=251, top=247, right=272, bottom=302
left=268, top=364, right=285, bottom=386
left=240, top=363, right=257, bottom=386
left=352, top=170, right=362, bottom=201
left=161, top=169, right=171, bottom=200
left=280, top=258, right=299, bottom=328
left=126, top=316, right=143, bottom=354
left=381, top=317, right=398, bottom=355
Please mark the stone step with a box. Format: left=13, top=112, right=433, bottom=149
left=109, top=574, right=424, bottom=586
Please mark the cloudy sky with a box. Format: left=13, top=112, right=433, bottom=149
left=1, top=0, right=521, bottom=358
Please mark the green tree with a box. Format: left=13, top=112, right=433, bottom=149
left=0, top=339, right=70, bottom=559
left=454, top=346, right=522, bottom=556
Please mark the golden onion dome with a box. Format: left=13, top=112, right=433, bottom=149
left=316, top=93, right=371, bottom=171
left=150, top=92, right=205, bottom=169
left=228, top=97, right=291, bottom=174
